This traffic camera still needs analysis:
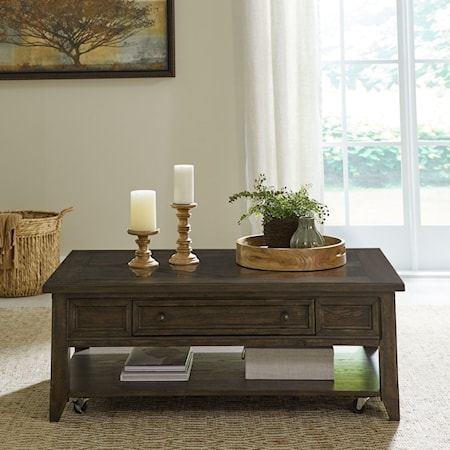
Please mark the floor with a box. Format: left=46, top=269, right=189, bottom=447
left=1, top=275, right=449, bottom=307
left=0, top=292, right=52, bottom=307
left=396, top=275, right=450, bottom=305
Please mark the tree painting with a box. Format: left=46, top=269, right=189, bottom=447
left=0, top=0, right=173, bottom=77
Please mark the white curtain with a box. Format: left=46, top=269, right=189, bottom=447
left=241, top=0, right=323, bottom=232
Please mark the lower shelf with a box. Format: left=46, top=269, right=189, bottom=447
left=69, top=346, right=380, bottom=398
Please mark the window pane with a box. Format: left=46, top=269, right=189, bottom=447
left=343, top=0, right=398, bottom=60
left=319, top=0, right=341, bottom=61
left=419, top=145, right=450, bottom=225
left=414, top=0, right=450, bottom=59
left=348, top=187, right=403, bottom=225
left=348, top=145, right=402, bottom=188
left=348, top=145, right=403, bottom=225
left=324, top=189, right=346, bottom=226
left=416, top=63, right=450, bottom=140
left=420, top=187, right=450, bottom=225
left=322, top=63, right=342, bottom=142
left=345, top=64, right=400, bottom=141
left=416, top=60, right=450, bottom=225
left=323, top=145, right=345, bottom=225
left=324, top=146, right=344, bottom=189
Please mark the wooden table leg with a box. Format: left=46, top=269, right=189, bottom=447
left=50, top=294, right=70, bottom=422
left=379, top=293, right=400, bottom=421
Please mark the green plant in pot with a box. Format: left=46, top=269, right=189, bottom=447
left=229, top=174, right=329, bottom=248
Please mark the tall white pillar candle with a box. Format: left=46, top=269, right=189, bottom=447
left=173, top=164, right=194, bottom=204
left=130, top=190, right=157, bottom=231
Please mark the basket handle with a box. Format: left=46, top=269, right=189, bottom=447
left=58, top=207, right=74, bottom=219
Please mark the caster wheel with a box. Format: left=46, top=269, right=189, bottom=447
left=73, top=398, right=89, bottom=414
left=352, top=397, right=369, bottom=414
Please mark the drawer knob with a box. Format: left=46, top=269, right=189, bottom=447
left=281, top=312, right=289, bottom=322
left=158, top=313, right=166, bottom=321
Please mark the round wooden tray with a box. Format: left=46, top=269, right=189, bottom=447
left=236, top=235, right=346, bottom=272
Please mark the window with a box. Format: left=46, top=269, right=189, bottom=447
left=320, top=0, right=450, bottom=270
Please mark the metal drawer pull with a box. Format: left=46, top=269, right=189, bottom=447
left=158, top=312, right=166, bottom=321
left=281, top=312, right=289, bottom=322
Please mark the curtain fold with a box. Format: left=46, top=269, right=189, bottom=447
left=241, top=0, right=323, bottom=232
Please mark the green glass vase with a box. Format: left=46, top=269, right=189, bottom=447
left=289, top=216, right=325, bottom=249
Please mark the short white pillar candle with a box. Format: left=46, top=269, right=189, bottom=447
left=130, top=190, right=157, bottom=231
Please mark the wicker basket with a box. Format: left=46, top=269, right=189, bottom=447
left=0, top=207, right=72, bottom=297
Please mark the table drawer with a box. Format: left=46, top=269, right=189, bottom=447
left=133, top=300, right=315, bottom=336
left=316, top=297, right=380, bottom=337
left=68, top=299, right=132, bottom=338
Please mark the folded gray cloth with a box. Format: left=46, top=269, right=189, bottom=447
left=0, top=213, right=21, bottom=269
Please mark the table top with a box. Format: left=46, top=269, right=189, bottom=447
left=43, top=249, right=404, bottom=296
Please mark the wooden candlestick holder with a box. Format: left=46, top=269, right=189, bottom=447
left=127, top=228, right=160, bottom=274
left=169, top=203, right=199, bottom=265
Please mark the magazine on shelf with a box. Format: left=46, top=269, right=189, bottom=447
left=244, top=347, right=334, bottom=380
left=122, top=346, right=193, bottom=372
left=120, top=350, right=194, bottom=381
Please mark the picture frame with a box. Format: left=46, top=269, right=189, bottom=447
left=0, top=0, right=175, bottom=80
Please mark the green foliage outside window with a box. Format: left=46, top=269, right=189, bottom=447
left=321, top=0, right=450, bottom=190
left=323, top=122, right=450, bottom=188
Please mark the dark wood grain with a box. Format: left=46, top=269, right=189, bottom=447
left=45, top=249, right=403, bottom=422
left=69, top=349, right=379, bottom=398
left=43, top=249, right=405, bottom=295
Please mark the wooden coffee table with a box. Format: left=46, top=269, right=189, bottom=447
left=43, top=248, right=404, bottom=422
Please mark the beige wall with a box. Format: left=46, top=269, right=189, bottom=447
left=1, top=1, right=251, bottom=256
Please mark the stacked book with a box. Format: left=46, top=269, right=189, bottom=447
left=244, top=347, right=334, bottom=380
left=120, top=346, right=194, bottom=381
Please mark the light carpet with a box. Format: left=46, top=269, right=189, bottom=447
left=0, top=305, right=449, bottom=450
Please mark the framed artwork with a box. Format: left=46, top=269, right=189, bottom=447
left=0, top=0, right=175, bottom=79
